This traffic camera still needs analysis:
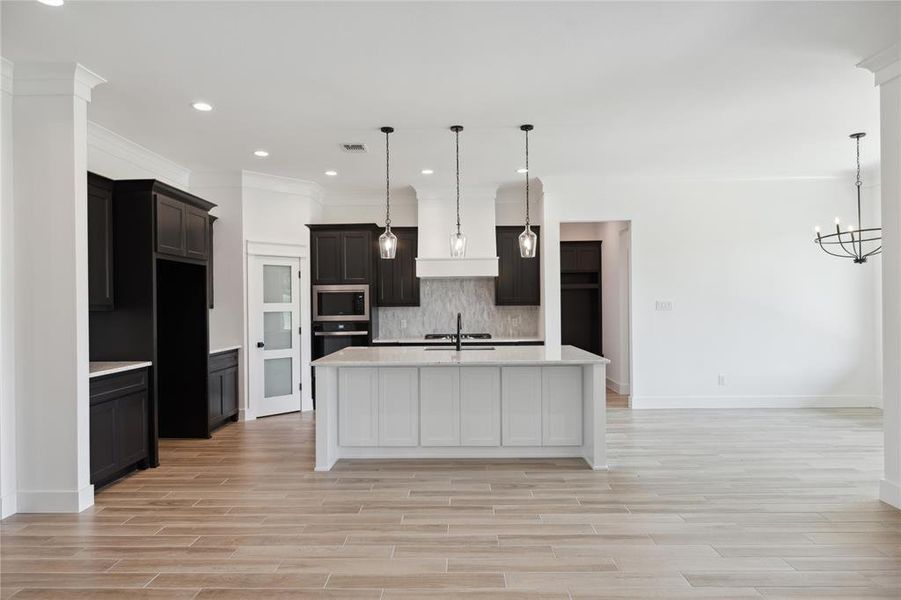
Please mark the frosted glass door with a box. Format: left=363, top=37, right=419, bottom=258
left=250, top=256, right=302, bottom=417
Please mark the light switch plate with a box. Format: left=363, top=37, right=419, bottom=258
left=655, top=300, right=673, bottom=312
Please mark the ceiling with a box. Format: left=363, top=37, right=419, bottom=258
left=3, top=1, right=899, bottom=194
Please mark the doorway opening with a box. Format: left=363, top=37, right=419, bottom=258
left=560, top=221, right=632, bottom=408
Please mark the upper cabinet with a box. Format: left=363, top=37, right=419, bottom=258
left=155, top=193, right=209, bottom=260
left=310, top=226, right=375, bottom=285
left=88, top=172, right=115, bottom=311
left=561, top=242, right=600, bottom=272
left=495, top=226, right=541, bottom=306
left=377, top=227, right=419, bottom=307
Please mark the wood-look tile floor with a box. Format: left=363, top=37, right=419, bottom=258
left=2, top=407, right=900, bottom=599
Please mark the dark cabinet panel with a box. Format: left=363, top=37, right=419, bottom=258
left=89, top=400, right=118, bottom=484
left=118, top=391, right=148, bottom=466
left=88, top=173, right=115, bottom=311
left=495, top=226, right=540, bottom=306
left=89, top=368, right=150, bottom=487
left=155, top=194, right=187, bottom=256
left=377, top=228, right=419, bottom=306
left=185, top=206, right=209, bottom=260
left=208, top=216, right=217, bottom=309
left=310, top=227, right=376, bottom=286
left=561, top=243, right=600, bottom=272
left=312, top=231, right=342, bottom=284
left=209, top=349, right=239, bottom=432
left=341, top=230, right=372, bottom=283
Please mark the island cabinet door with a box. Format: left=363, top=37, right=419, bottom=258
left=542, top=366, right=583, bottom=446
left=339, top=368, right=379, bottom=446
left=379, top=368, right=419, bottom=446
left=420, top=368, right=461, bottom=446
left=501, top=367, right=542, bottom=446
left=460, top=367, right=501, bottom=446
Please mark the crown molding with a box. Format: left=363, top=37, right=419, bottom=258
left=1, top=58, right=13, bottom=95
left=14, top=62, right=106, bottom=101
left=858, top=43, right=901, bottom=85
left=87, top=121, right=191, bottom=188
left=241, top=170, right=324, bottom=204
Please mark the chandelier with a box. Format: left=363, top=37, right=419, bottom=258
left=814, top=133, right=881, bottom=264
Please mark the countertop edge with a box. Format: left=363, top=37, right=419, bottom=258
left=89, top=361, right=153, bottom=378
left=210, top=345, right=242, bottom=355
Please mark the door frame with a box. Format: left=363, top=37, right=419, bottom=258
left=246, top=241, right=313, bottom=418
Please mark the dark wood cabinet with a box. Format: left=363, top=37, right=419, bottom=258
left=560, top=241, right=603, bottom=356
left=377, top=227, right=419, bottom=306
left=310, top=226, right=376, bottom=285
left=155, top=194, right=187, bottom=256
left=89, top=367, right=150, bottom=487
left=88, top=173, right=115, bottom=311
left=208, top=349, right=239, bottom=432
left=495, top=226, right=541, bottom=306
left=208, top=216, right=217, bottom=309
left=90, top=179, right=216, bottom=451
left=561, top=243, right=600, bottom=272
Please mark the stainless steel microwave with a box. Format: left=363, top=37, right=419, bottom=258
left=312, top=285, right=369, bottom=322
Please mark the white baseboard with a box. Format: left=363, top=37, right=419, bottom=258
left=880, top=479, right=901, bottom=509
left=17, top=484, right=94, bottom=513
left=1, top=492, right=18, bottom=518
left=606, top=378, right=630, bottom=395
left=630, top=395, right=883, bottom=409
left=239, top=409, right=256, bottom=421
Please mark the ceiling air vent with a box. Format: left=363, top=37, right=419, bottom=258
left=340, top=143, right=368, bottom=153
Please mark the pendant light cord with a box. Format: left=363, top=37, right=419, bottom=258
left=385, top=129, right=391, bottom=230
left=856, top=134, right=862, bottom=257
left=525, top=127, right=530, bottom=228
left=455, top=127, right=461, bottom=235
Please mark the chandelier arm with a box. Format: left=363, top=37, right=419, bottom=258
left=816, top=244, right=856, bottom=259
left=864, top=245, right=883, bottom=258
left=836, top=235, right=861, bottom=259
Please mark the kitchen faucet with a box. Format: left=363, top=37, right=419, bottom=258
left=456, top=312, right=462, bottom=352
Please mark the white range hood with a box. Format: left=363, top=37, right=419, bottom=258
left=414, top=185, right=498, bottom=278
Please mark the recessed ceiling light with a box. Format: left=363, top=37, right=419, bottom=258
left=253, top=150, right=269, bottom=158
left=421, top=169, right=434, bottom=175
left=37, top=0, right=64, bottom=6
left=517, top=168, right=529, bottom=174
left=324, top=170, right=338, bottom=177
left=192, top=101, right=213, bottom=112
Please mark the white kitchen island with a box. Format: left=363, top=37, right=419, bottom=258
left=312, top=345, right=609, bottom=471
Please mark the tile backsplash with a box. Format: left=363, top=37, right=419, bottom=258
left=376, top=278, right=540, bottom=339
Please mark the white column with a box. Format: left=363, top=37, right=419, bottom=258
left=13, top=63, right=105, bottom=512
left=860, top=43, right=901, bottom=509
left=0, top=59, right=16, bottom=518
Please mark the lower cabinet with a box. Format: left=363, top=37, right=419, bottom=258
left=501, top=367, right=543, bottom=446
left=208, top=349, right=239, bottom=432
left=336, top=365, right=582, bottom=449
left=90, top=368, right=150, bottom=487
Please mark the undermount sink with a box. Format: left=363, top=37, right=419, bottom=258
left=424, top=347, right=496, bottom=351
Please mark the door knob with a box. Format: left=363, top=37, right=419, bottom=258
left=257, top=342, right=265, bottom=348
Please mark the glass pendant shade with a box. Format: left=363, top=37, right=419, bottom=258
left=518, top=225, right=537, bottom=258
left=379, top=227, right=397, bottom=259
left=450, top=231, right=467, bottom=258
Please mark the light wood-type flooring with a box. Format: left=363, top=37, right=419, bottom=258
left=2, top=406, right=900, bottom=599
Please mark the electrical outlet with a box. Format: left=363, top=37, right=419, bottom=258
left=718, top=374, right=726, bottom=386
left=655, top=300, right=673, bottom=312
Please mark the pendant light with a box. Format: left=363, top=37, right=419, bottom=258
left=378, top=126, right=397, bottom=259
left=449, top=125, right=467, bottom=258
left=518, top=124, right=538, bottom=258
left=813, top=133, right=882, bottom=264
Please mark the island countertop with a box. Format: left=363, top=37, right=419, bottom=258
left=312, top=344, right=608, bottom=368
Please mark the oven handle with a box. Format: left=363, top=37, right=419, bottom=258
left=313, top=331, right=369, bottom=337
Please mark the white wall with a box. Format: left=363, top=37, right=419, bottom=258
left=319, top=188, right=417, bottom=227
left=560, top=221, right=631, bottom=394
left=0, top=58, right=17, bottom=518
left=242, top=171, right=323, bottom=413
left=544, top=176, right=882, bottom=408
